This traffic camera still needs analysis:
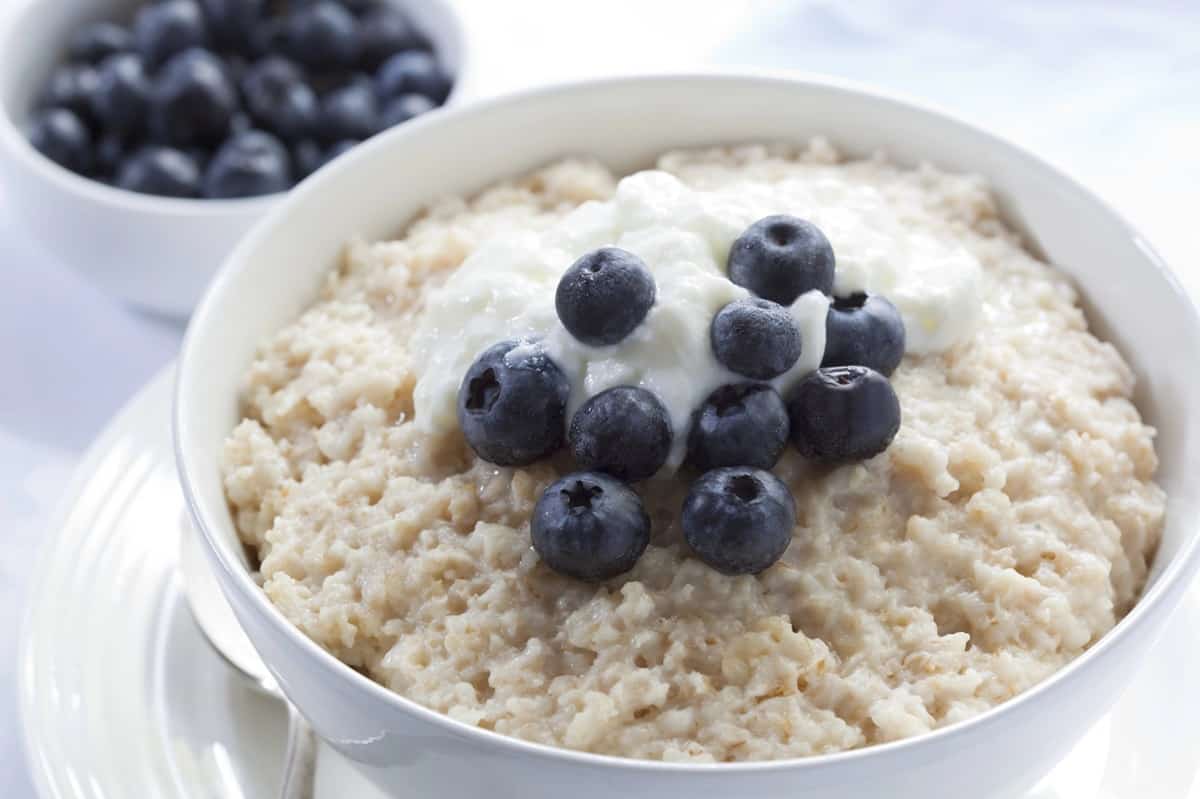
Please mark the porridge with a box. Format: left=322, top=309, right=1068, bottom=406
left=222, top=140, right=1164, bottom=762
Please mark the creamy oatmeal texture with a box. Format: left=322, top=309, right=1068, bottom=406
left=222, top=141, right=1165, bottom=762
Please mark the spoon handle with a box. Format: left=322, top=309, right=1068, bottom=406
left=280, top=702, right=318, bottom=799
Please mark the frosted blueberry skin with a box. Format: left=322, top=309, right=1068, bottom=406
left=822, top=292, right=906, bottom=377
left=26, top=109, right=93, bottom=175
left=686, top=383, right=790, bottom=471
left=555, top=247, right=657, bottom=348
left=150, top=48, right=238, bottom=147
left=710, top=297, right=803, bottom=381
left=199, top=0, right=264, bottom=53
left=117, top=147, right=202, bottom=197
left=532, top=472, right=651, bottom=581
left=283, top=1, right=361, bottom=70
left=39, top=64, right=101, bottom=125
left=134, top=0, right=209, bottom=68
left=375, top=50, right=452, bottom=104
left=318, top=79, right=379, bottom=142
left=359, top=5, right=428, bottom=70
left=727, top=214, right=836, bottom=305
left=457, top=341, right=570, bottom=467
left=69, top=22, right=134, bottom=64
left=569, top=386, right=672, bottom=482
left=241, top=56, right=319, bottom=142
left=787, top=365, right=901, bottom=462
left=682, top=467, right=796, bottom=575
left=203, top=129, right=292, bottom=198
left=91, top=53, right=151, bottom=136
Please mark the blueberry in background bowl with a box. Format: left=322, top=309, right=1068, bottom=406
left=204, top=129, right=293, bottom=198
left=25, top=108, right=93, bottom=175
left=19, top=0, right=459, bottom=201
left=116, top=145, right=203, bottom=197
left=0, top=0, right=468, bottom=317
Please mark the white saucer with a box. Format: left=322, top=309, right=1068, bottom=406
left=19, top=365, right=1200, bottom=798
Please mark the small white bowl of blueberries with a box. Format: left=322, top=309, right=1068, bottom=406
left=0, top=0, right=466, bottom=317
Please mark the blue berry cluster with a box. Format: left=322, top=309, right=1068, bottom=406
left=25, top=0, right=451, bottom=199
left=457, top=215, right=906, bottom=581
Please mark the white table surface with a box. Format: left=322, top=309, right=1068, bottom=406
left=4, top=1, right=1198, bottom=795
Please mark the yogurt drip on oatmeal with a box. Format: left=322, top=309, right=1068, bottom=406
left=412, top=167, right=983, bottom=468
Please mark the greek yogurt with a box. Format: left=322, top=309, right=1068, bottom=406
left=412, top=166, right=982, bottom=469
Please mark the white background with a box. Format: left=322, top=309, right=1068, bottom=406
left=3, top=1, right=1198, bottom=794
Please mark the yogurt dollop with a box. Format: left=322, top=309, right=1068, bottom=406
left=412, top=167, right=982, bottom=469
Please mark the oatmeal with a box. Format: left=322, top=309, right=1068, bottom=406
left=222, top=141, right=1164, bottom=762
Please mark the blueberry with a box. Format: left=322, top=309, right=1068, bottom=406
left=95, top=132, right=127, bottom=179
left=68, top=22, right=133, bottom=64
left=117, top=147, right=201, bottom=197
left=728, top=215, right=836, bottom=305
left=457, top=340, right=571, bottom=466
left=375, top=50, right=450, bottom=103
left=682, top=467, right=795, bottom=575
left=150, top=49, right=237, bottom=147
left=39, top=65, right=100, bottom=125
left=307, top=68, right=357, bottom=96
left=221, top=54, right=250, bottom=87
left=786, top=366, right=900, bottom=461
left=710, top=297, right=802, bottom=380
left=203, top=129, right=291, bottom=198
left=532, top=472, right=651, bottom=581
left=686, top=383, right=789, bottom=471
left=229, top=111, right=253, bottom=135
left=188, top=146, right=211, bottom=173
left=134, top=0, right=209, bottom=67
left=244, top=53, right=304, bottom=86
left=291, top=138, right=323, bottom=178
left=285, top=1, right=360, bottom=69
left=242, top=56, right=318, bottom=141
left=91, top=54, right=150, bottom=136
left=569, top=386, right=671, bottom=482
left=358, top=7, right=427, bottom=69
left=821, top=292, right=906, bottom=377
left=555, top=247, right=656, bottom=347
left=26, top=109, right=92, bottom=174
left=198, top=0, right=263, bottom=52
left=248, top=16, right=285, bottom=57
left=318, top=79, right=377, bottom=141
left=379, top=93, right=434, bottom=129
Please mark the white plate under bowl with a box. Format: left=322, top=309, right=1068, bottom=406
left=18, top=365, right=1200, bottom=798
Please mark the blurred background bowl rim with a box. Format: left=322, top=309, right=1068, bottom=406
left=0, top=0, right=471, bottom=217
left=176, top=68, right=1200, bottom=774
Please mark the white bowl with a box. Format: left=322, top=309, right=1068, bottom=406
left=0, top=0, right=469, bottom=319
left=175, top=74, right=1200, bottom=799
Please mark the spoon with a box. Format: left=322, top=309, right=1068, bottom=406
left=178, top=514, right=318, bottom=799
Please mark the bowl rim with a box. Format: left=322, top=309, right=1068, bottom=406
left=175, top=69, right=1200, bottom=774
left=0, top=0, right=470, bottom=216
